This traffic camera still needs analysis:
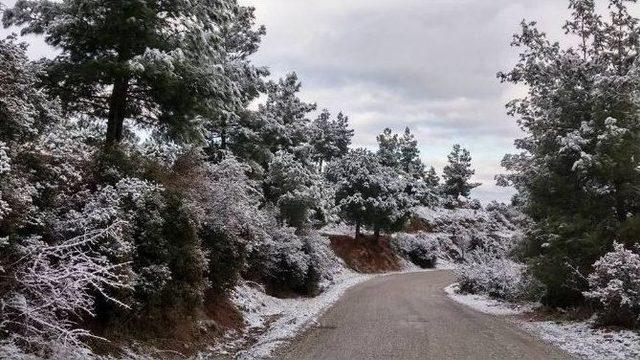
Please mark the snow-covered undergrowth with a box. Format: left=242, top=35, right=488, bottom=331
left=445, top=283, right=640, bottom=360
left=393, top=203, right=521, bottom=269
left=221, top=270, right=373, bottom=359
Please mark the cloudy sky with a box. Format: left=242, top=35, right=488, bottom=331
left=237, top=0, right=584, bottom=203
left=1, top=0, right=601, bottom=202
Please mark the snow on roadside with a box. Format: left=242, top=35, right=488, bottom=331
left=521, top=320, right=640, bottom=360
left=445, top=283, right=640, bottom=360
left=444, top=283, right=537, bottom=315
left=212, top=269, right=373, bottom=360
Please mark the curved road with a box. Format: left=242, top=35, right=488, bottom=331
left=278, top=271, right=572, bottom=360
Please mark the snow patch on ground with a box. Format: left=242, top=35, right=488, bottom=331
left=444, top=283, right=537, bottom=315
left=209, top=269, right=373, bottom=359
left=445, top=283, right=640, bottom=360
left=522, top=320, right=640, bottom=360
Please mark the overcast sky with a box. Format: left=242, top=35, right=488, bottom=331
left=1, top=0, right=601, bottom=202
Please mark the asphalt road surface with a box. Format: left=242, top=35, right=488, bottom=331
left=278, top=271, right=573, bottom=360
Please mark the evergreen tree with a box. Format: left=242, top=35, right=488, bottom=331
left=498, top=0, right=640, bottom=305
left=376, top=128, right=400, bottom=168
left=3, top=0, right=265, bottom=146
left=265, top=151, right=329, bottom=233
left=376, top=127, right=427, bottom=178
left=326, top=149, right=414, bottom=240
left=425, top=166, right=440, bottom=187
left=254, top=73, right=316, bottom=164
left=310, top=110, right=354, bottom=171
left=398, top=127, right=426, bottom=178
left=0, top=35, right=59, bottom=145
left=442, top=144, right=480, bottom=198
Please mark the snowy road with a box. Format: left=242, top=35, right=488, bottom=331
left=276, top=271, right=572, bottom=360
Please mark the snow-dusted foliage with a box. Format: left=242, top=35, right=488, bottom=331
left=326, top=148, right=417, bottom=238
left=3, top=0, right=267, bottom=145
left=0, top=223, right=129, bottom=357
left=309, top=110, right=354, bottom=171
left=498, top=0, right=640, bottom=306
left=247, top=224, right=314, bottom=294
left=391, top=233, right=439, bottom=268
left=412, top=204, right=522, bottom=261
left=442, top=144, right=480, bottom=199
left=266, top=151, right=333, bottom=231
left=456, top=252, right=541, bottom=302
left=254, top=73, right=316, bottom=158
left=584, top=242, right=640, bottom=327
left=0, top=36, right=58, bottom=143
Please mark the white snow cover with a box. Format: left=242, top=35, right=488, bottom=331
left=521, top=319, right=640, bottom=360
left=445, top=283, right=640, bottom=360
left=444, top=283, right=536, bottom=315
left=207, top=269, right=374, bottom=359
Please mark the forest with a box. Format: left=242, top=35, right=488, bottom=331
left=2, top=0, right=640, bottom=359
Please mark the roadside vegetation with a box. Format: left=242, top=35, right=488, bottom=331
left=0, top=1, right=490, bottom=358
left=450, top=0, right=640, bottom=351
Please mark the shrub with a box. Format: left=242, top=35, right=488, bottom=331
left=200, top=224, right=245, bottom=295
left=391, top=233, right=438, bottom=268
left=584, top=242, right=640, bottom=328
left=246, top=226, right=315, bottom=296
left=456, top=252, right=542, bottom=301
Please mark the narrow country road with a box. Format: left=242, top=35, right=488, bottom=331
left=277, top=271, right=572, bottom=360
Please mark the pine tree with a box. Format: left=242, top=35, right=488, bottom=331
left=498, top=0, right=640, bottom=306
left=425, top=166, right=440, bottom=187
left=398, top=127, right=426, bottom=178
left=326, top=149, right=414, bottom=240
left=255, top=73, right=316, bottom=164
left=310, top=109, right=354, bottom=171
left=376, top=128, right=400, bottom=168
left=0, top=35, right=59, bottom=144
left=265, top=151, right=329, bottom=233
left=3, top=0, right=265, bottom=146
left=442, top=144, right=480, bottom=198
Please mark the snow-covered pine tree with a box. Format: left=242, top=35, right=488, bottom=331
left=425, top=166, right=440, bottom=187
left=310, top=110, right=354, bottom=171
left=253, top=73, right=317, bottom=165
left=326, top=149, right=415, bottom=240
left=265, top=151, right=331, bottom=233
left=442, top=144, right=480, bottom=198
left=3, top=0, right=266, bottom=146
left=498, top=0, right=640, bottom=306
left=376, top=128, right=401, bottom=168
left=399, top=127, right=426, bottom=178
left=376, top=127, right=428, bottom=178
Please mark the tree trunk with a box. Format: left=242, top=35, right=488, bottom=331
left=355, top=221, right=361, bottom=239
left=105, top=75, right=130, bottom=146
left=220, top=128, right=227, bottom=150
left=373, top=226, right=380, bottom=242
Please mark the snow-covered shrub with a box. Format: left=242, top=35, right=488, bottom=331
left=0, top=223, right=129, bottom=357
left=456, top=252, right=541, bottom=301
left=246, top=224, right=321, bottom=296
left=411, top=205, right=521, bottom=262
left=584, top=242, right=640, bottom=327
left=302, top=233, right=342, bottom=291
left=391, top=233, right=438, bottom=268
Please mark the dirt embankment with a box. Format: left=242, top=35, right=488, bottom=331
left=328, top=235, right=401, bottom=273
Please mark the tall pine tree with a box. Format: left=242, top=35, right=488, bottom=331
left=442, top=144, right=479, bottom=198
left=498, top=0, right=640, bottom=305
left=3, top=0, right=266, bottom=146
